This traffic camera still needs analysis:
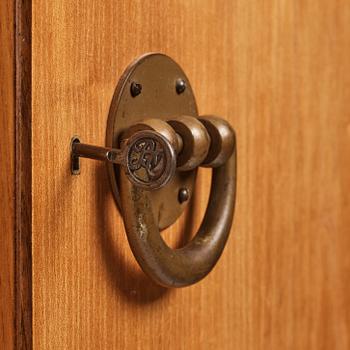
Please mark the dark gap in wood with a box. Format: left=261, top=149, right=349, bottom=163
left=15, top=0, right=32, bottom=348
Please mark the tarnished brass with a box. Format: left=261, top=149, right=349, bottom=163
left=120, top=129, right=236, bottom=287
left=106, top=53, right=199, bottom=229
left=168, top=116, right=210, bottom=171
left=199, top=115, right=236, bottom=167
left=73, top=53, right=237, bottom=288
left=122, top=118, right=181, bottom=154
left=71, top=130, right=176, bottom=190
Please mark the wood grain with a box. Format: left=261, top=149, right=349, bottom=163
left=31, top=1, right=350, bottom=349
left=0, top=0, right=15, bottom=348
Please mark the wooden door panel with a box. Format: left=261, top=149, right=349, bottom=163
left=29, top=1, right=350, bottom=349
left=0, top=0, right=15, bottom=348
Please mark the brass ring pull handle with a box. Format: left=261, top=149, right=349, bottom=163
left=120, top=116, right=236, bottom=287
left=71, top=53, right=237, bottom=288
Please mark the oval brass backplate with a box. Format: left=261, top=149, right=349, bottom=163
left=106, top=53, right=198, bottom=230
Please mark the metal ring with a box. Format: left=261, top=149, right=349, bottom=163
left=119, top=131, right=236, bottom=287
left=167, top=116, right=210, bottom=171
left=199, top=115, right=236, bottom=167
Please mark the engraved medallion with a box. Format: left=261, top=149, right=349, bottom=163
left=124, top=130, right=176, bottom=190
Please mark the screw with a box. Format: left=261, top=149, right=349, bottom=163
left=176, top=78, right=186, bottom=94
left=130, top=82, right=142, bottom=97
left=178, top=188, right=190, bottom=203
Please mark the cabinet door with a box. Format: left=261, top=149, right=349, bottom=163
left=14, top=1, right=350, bottom=349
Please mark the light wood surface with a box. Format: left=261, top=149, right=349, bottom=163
left=31, top=1, right=350, bottom=349
left=0, top=0, right=15, bottom=348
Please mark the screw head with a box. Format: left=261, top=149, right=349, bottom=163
left=178, top=188, right=190, bottom=203
left=176, top=79, right=186, bottom=94
left=130, top=82, right=142, bottom=97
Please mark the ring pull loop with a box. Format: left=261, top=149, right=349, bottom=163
left=120, top=116, right=236, bottom=287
